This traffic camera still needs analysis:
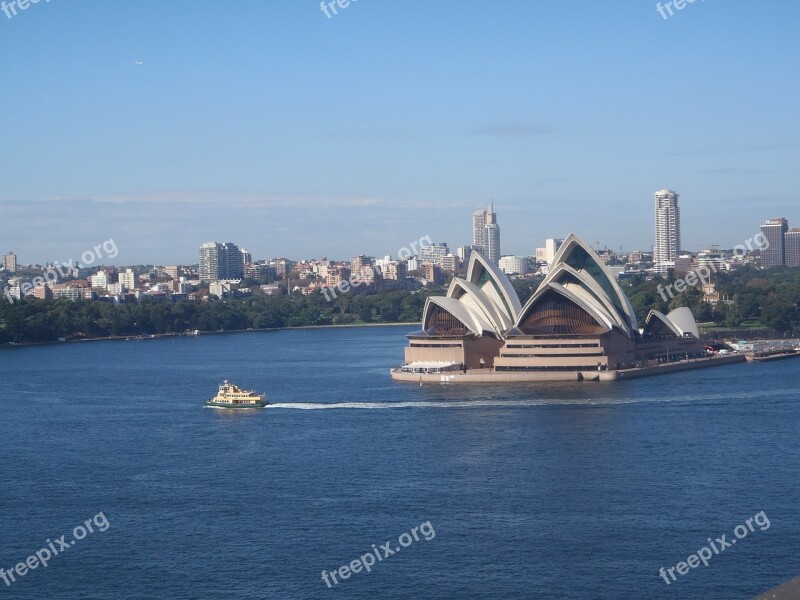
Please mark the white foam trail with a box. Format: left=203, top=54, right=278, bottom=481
left=267, top=398, right=634, bottom=410
left=261, top=386, right=800, bottom=410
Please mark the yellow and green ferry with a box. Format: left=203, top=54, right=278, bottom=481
left=206, top=381, right=268, bottom=409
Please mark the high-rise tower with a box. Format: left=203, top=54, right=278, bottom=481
left=760, top=218, right=788, bottom=268
left=472, top=202, right=500, bottom=263
left=654, top=189, right=681, bottom=267
left=785, top=228, right=800, bottom=268
left=472, top=209, right=487, bottom=252
left=199, top=242, right=244, bottom=281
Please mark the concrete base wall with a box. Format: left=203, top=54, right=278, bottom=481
left=391, top=353, right=746, bottom=384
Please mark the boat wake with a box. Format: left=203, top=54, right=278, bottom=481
left=266, top=399, right=629, bottom=410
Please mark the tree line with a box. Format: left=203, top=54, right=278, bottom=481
left=0, top=288, right=435, bottom=344
left=2, top=266, right=799, bottom=345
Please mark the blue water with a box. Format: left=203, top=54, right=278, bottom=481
left=1, top=325, right=798, bottom=599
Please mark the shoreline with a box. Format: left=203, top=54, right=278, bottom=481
left=390, top=354, right=748, bottom=384
left=0, top=322, right=418, bottom=350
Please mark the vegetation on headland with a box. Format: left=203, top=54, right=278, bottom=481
left=0, top=288, right=440, bottom=345
left=619, top=266, right=800, bottom=334
left=2, top=266, right=799, bottom=345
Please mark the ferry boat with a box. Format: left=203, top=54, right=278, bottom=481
left=205, top=381, right=268, bottom=409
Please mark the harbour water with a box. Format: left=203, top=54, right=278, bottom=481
left=1, top=325, right=798, bottom=599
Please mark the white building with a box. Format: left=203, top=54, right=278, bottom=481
left=698, top=249, right=725, bottom=272
left=53, top=287, right=84, bottom=301
left=485, top=222, right=500, bottom=264
left=118, top=268, right=138, bottom=290
left=472, top=203, right=501, bottom=263
left=536, top=239, right=564, bottom=265
left=654, top=189, right=681, bottom=266
left=498, top=256, right=529, bottom=275
left=418, top=243, right=449, bottom=266
left=472, top=209, right=487, bottom=254
left=546, top=239, right=563, bottom=264
left=199, top=242, right=244, bottom=281
left=210, top=281, right=231, bottom=298
left=457, top=246, right=474, bottom=262
left=653, top=261, right=675, bottom=275
left=89, top=270, right=110, bottom=290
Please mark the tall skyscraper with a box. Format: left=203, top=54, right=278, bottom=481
left=472, top=209, right=487, bottom=252
left=785, top=228, right=800, bottom=268
left=4, top=251, right=17, bottom=272
left=485, top=222, right=500, bottom=263
left=654, top=189, right=681, bottom=266
left=472, top=202, right=500, bottom=263
left=199, top=243, right=222, bottom=281
left=760, top=218, right=788, bottom=267
left=199, top=242, right=244, bottom=281
left=223, top=243, right=244, bottom=279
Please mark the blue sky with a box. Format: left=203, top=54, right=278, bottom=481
left=1, top=0, right=799, bottom=265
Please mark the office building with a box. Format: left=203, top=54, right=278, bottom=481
left=485, top=222, right=500, bottom=263
left=544, top=239, right=564, bottom=264
left=760, top=218, right=788, bottom=268
left=119, top=268, right=138, bottom=290
left=498, top=256, right=529, bottom=275
left=89, top=270, right=110, bottom=290
left=418, top=243, right=449, bottom=266
left=457, top=246, right=474, bottom=263
left=472, top=210, right=487, bottom=253
left=4, top=251, right=17, bottom=272
left=786, top=228, right=800, bottom=268
left=34, top=285, right=53, bottom=300
left=440, top=254, right=459, bottom=273
left=674, top=255, right=694, bottom=276
left=697, top=250, right=724, bottom=273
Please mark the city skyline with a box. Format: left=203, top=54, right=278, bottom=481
left=1, top=2, right=799, bottom=264
left=3, top=203, right=799, bottom=269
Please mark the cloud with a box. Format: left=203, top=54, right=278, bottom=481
left=668, top=143, right=794, bottom=157
left=0, top=191, right=386, bottom=209
left=696, top=167, right=769, bottom=176
left=475, top=123, right=555, bottom=137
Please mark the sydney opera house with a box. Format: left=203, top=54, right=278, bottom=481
left=391, top=234, right=734, bottom=383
